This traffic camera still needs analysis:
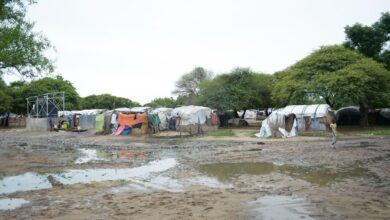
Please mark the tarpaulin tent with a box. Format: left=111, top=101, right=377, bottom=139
left=152, top=108, right=172, bottom=130
left=256, top=104, right=334, bottom=138
left=171, top=106, right=218, bottom=134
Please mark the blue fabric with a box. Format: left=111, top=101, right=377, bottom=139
left=120, top=126, right=132, bottom=135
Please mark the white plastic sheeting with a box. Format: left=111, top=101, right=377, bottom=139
left=238, top=110, right=258, bottom=119
left=130, top=107, right=152, bottom=113
left=59, top=109, right=106, bottom=116
left=256, top=104, right=332, bottom=138
left=171, top=106, right=212, bottom=125
left=152, top=108, right=173, bottom=130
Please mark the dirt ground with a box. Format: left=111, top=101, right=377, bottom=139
left=0, top=128, right=389, bottom=219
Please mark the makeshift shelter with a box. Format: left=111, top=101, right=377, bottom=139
left=171, top=106, right=218, bottom=135
left=152, top=108, right=173, bottom=130
left=336, top=106, right=360, bottom=125
left=256, top=104, right=334, bottom=138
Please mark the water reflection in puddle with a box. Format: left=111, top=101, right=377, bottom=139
left=110, top=176, right=232, bottom=193
left=0, top=172, right=52, bottom=194
left=248, top=196, right=313, bottom=220
left=199, top=162, right=376, bottom=186
left=0, top=158, right=177, bottom=195
left=0, top=198, right=30, bottom=211
left=75, top=148, right=108, bottom=164
left=54, top=158, right=177, bottom=185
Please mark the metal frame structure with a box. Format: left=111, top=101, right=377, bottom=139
left=26, top=92, right=65, bottom=118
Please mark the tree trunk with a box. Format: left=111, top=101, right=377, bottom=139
left=241, top=109, right=246, bottom=119
left=265, top=108, right=270, bottom=117
left=359, top=105, right=369, bottom=126
left=233, top=109, right=239, bottom=118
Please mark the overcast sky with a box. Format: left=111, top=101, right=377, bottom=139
left=4, top=0, right=390, bottom=105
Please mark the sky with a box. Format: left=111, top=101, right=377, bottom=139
left=4, top=0, right=390, bottom=105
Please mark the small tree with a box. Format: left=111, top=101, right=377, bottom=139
left=196, top=68, right=273, bottom=117
left=172, top=67, right=212, bottom=105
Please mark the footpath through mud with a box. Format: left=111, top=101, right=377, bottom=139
left=0, top=129, right=389, bottom=219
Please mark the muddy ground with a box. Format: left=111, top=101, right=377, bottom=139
left=0, top=129, right=389, bottom=219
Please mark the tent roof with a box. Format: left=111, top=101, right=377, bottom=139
left=281, top=104, right=331, bottom=118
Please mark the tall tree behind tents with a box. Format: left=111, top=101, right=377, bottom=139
left=0, top=0, right=54, bottom=78
left=0, top=78, right=12, bottom=114
left=22, top=76, right=81, bottom=110
left=196, top=68, right=273, bottom=117
left=272, top=45, right=390, bottom=126
left=344, top=12, right=390, bottom=70
left=145, top=97, right=177, bottom=108
left=172, top=67, right=213, bottom=105
left=82, top=94, right=140, bottom=110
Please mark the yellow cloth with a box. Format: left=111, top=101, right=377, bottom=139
left=330, top=123, right=337, bottom=135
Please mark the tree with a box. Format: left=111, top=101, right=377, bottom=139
left=0, top=78, right=12, bottom=114
left=273, top=45, right=390, bottom=126
left=344, top=12, right=390, bottom=69
left=196, top=68, right=273, bottom=117
left=144, top=97, right=177, bottom=108
left=0, top=0, right=53, bottom=78
left=272, top=45, right=365, bottom=108
left=23, top=76, right=81, bottom=110
left=82, top=94, right=140, bottom=110
left=172, top=67, right=213, bottom=105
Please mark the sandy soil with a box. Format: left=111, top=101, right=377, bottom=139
left=0, top=128, right=389, bottom=219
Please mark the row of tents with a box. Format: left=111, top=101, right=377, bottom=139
left=59, top=106, right=220, bottom=135
left=57, top=104, right=389, bottom=138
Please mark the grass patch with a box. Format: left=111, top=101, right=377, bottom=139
left=301, top=126, right=390, bottom=137
left=339, top=126, right=390, bottom=136
left=206, top=129, right=236, bottom=137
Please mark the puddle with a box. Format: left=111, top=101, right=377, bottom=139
left=110, top=175, right=231, bottom=193
left=0, top=172, right=52, bottom=194
left=0, top=198, right=30, bottom=211
left=53, top=158, right=177, bottom=185
left=0, top=158, right=177, bottom=195
left=75, top=148, right=108, bottom=164
left=199, top=162, right=377, bottom=186
left=248, top=195, right=313, bottom=220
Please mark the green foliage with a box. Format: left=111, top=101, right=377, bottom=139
left=0, top=78, right=12, bottom=113
left=272, top=45, right=366, bottom=107
left=196, top=67, right=273, bottom=111
left=273, top=45, right=390, bottom=110
left=23, top=76, right=81, bottom=110
left=0, top=0, right=53, bottom=77
left=82, top=94, right=139, bottom=110
left=172, top=67, right=213, bottom=104
left=344, top=12, right=390, bottom=69
left=145, top=97, right=177, bottom=108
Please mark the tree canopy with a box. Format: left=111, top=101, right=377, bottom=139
left=144, top=97, right=177, bottom=108
left=273, top=45, right=390, bottom=125
left=196, top=68, right=273, bottom=112
left=0, top=0, right=53, bottom=78
left=82, top=94, right=140, bottom=110
left=172, top=67, right=212, bottom=105
left=344, top=12, right=390, bottom=69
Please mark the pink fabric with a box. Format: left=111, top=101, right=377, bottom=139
left=115, top=125, right=125, bottom=136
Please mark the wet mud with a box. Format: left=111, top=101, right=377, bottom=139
left=0, top=129, right=389, bottom=219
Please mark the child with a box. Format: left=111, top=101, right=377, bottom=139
left=330, top=119, right=337, bottom=148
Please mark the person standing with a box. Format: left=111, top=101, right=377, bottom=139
left=330, top=119, right=337, bottom=148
